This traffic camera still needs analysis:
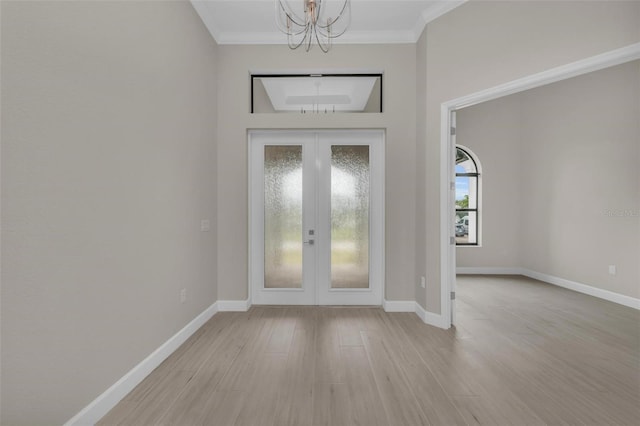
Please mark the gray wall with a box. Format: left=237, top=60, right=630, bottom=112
left=415, top=25, right=428, bottom=306
left=216, top=44, right=417, bottom=302
left=457, top=61, right=640, bottom=300
left=520, top=61, right=640, bottom=299
left=416, top=0, right=640, bottom=312
left=1, top=1, right=219, bottom=424
left=456, top=95, right=522, bottom=269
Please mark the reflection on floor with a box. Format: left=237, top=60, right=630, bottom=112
left=265, top=265, right=369, bottom=289
left=98, top=275, right=640, bottom=425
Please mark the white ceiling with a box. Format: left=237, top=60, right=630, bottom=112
left=191, top=0, right=467, bottom=45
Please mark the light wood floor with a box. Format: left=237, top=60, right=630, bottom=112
left=99, top=275, right=640, bottom=425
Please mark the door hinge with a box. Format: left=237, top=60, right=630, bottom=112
left=450, top=236, right=455, bottom=245
left=450, top=291, right=456, bottom=300
left=450, top=181, right=455, bottom=190
left=450, top=126, right=456, bottom=136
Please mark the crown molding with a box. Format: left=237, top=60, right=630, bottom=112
left=191, top=0, right=223, bottom=42
left=413, top=0, right=468, bottom=41
left=192, top=0, right=467, bottom=46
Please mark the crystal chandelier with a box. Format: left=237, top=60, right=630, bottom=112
left=275, top=0, right=351, bottom=53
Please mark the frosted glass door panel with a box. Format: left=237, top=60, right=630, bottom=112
left=264, top=145, right=303, bottom=288
left=330, top=145, right=370, bottom=289
left=251, top=130, right=382, bottom=306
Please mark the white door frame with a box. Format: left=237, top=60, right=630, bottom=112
left=439, top=43, right=640, bottom=329
left=249, top=129, right=385, bottom=306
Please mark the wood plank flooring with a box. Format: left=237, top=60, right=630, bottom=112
left=99, top=275, right=640, bottom=425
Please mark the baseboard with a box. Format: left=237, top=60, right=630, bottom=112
left=217, top=299, right=251, bottom=312
left=456, top=267, right=521, bottom=275
left=64, top=302, right=219, bottom=426
left=520, top=269, right=640, bottom=310
left=382, top=299, right=415, bottom=312
left=414, top=302, right=447, bottom=328
left=65, top=271, right=636, bottom=425
left=457, top=267, right=639, bottom=310
left=383, top=299, right=448, bottom=329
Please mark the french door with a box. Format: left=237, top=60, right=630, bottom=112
left=249, top=130, right=384, bottom=305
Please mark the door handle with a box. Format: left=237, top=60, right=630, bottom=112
left=304, top=239, right=315, bottom=245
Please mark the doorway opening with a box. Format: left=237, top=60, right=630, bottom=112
left=442, top=44, right=640, bottom=328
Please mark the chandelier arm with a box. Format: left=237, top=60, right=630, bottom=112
left=275, top=0, right=350, bottom=52
left=316, top=0, right=350, bottom=29
left=314, top=25, right=330, bottom=53
left=307, top=25, right=314, bottom=51
left=315, top=12, right=350, bottom=39
left=276, top=14, right=310, bottom=37
left=275, top=10, right=307, bottom=33
left=285, top=22, right=310, bottom=37
left=277, top=0, right=307, bottom=27
left=282, top=10, right=307, bottom=28
left=275, top=4, right=307, bottom=36
left=287, top=24, right=311, bottom=50
left=316, top=22, right=349, bottom=39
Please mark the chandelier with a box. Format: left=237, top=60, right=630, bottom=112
left=275, top=0, right=351, bottom=53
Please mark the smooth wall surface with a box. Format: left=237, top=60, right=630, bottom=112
left=456, top=95, right=522, bottom=269
left=1, top=1, right=218, bottom=424
left=418, top=0, right=640, bottom=313
left=414, top=28, right=428, bottom=306
left=216, top=44, right=417, bottom=302
left=519, top=61, right=640, bottom=299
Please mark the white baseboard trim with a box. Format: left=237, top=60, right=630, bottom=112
left=382, top=299, right=415, bottom=312
left=217, top=299, right=251, bottom=312
left=457, top=267, right=639, bottom=310
left=64, top=302, right=219, bottom=426
left=456, top=267, right=521, bottom=275
left=382, top=299, right=448, bottom=329
left=383, top=299, right=448, bottom=329
left=520, top=269, right=640, bottom=310
left=414, top=302, right=447, bottom=329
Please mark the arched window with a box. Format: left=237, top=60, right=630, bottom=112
left=455, top=146, right=480, bottom=245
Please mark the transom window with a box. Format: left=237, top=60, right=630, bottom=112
left=455, top=146, right=480, bottom=245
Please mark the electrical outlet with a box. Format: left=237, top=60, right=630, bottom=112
left=608, top=265, right=616, bottom=276
left=180, top=288, right=187, bottom=303
left=420, top=276, right=426, bottom=288
left=200, top=219, right=210, bottom=232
